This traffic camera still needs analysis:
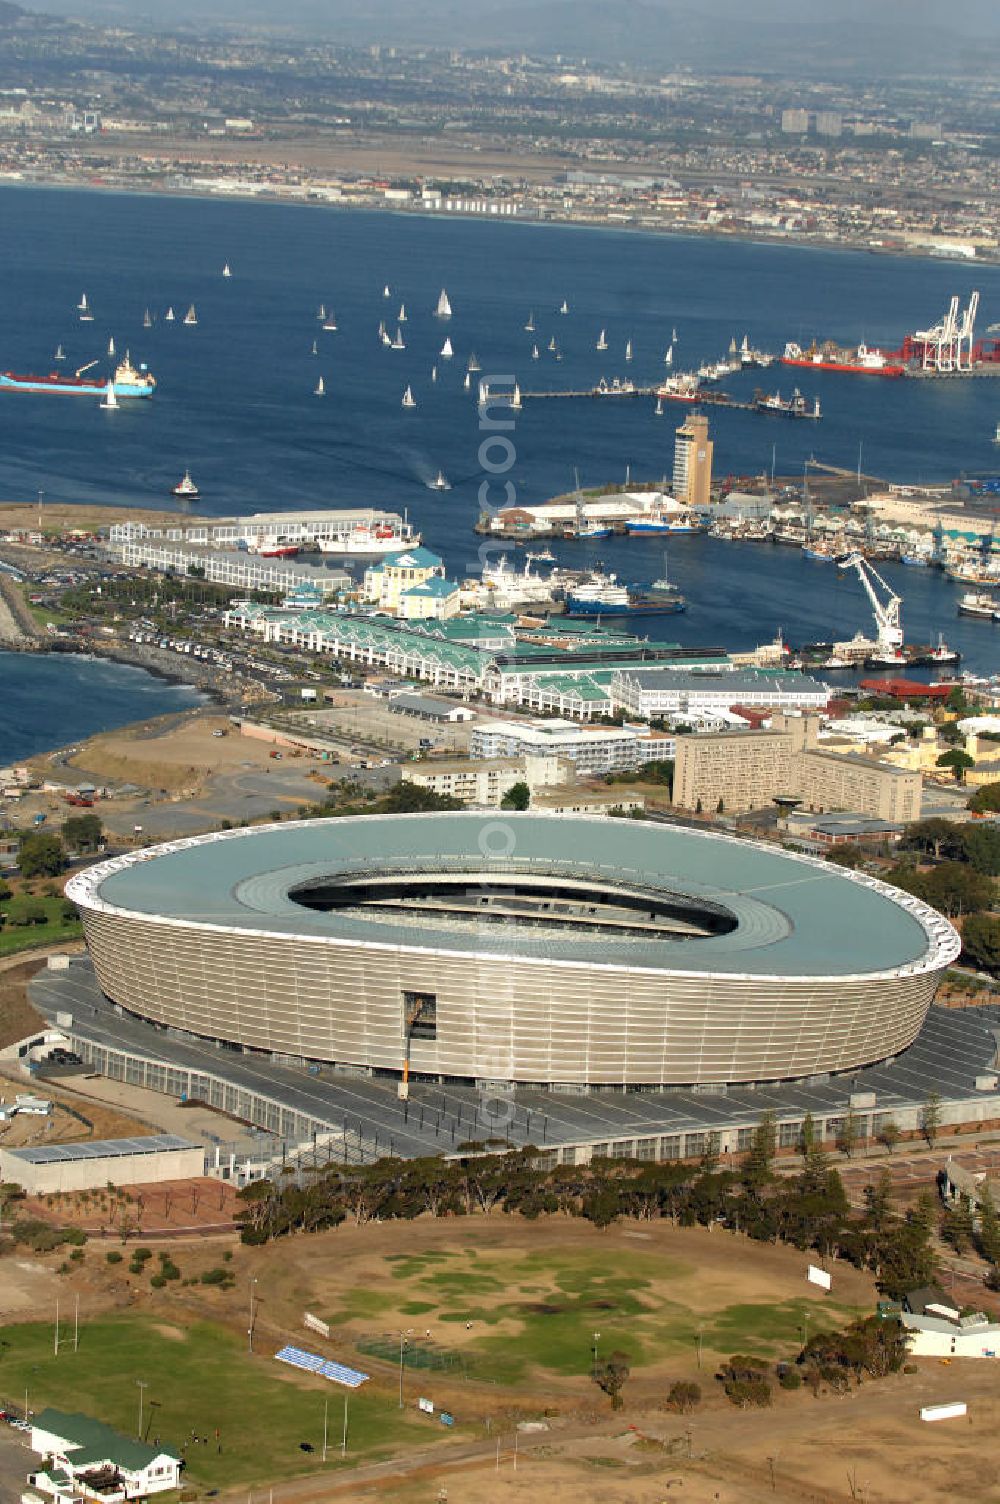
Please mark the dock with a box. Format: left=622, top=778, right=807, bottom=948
left=517, top=385, right=821, bottom=418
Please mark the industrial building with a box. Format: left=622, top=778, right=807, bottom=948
left=672, top=713, right=923, bottom=820
left=0, top=1134, right=205, bottom=1194
left=66, top=813, right=958, bottom=1091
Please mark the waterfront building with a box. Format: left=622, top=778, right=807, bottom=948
left=672, top=412, right=714, bottom=508
left=612, top=667, right=829, bottom=720
left=362, top=546, right=446, bottom=611
left=471, top=716, right=675, bottom=773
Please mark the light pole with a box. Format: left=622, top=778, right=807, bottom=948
left=136, top=1380, right=148, bottom=1440
left=398, top=1328, right=414, bottom=1409
left=322, top=1397, right=328, bottom=1463
left=341, top=1394, right=348, bottom=1459
left=248, top=1277, right=258, bottom=1355
left=592, top=1331, right=601, bottom=1374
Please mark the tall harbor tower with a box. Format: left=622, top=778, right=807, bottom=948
left=673, top=410, right=713, bottom=507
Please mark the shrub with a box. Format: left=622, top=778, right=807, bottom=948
left=200, top=1267, right=229, bottom=1285
left=150, top=1273, right=167, bottom=1289
left=779, top=1368, right=802, bottom=1390
left=133, top=1247, right=153, bottom=1263
left=11, top=1217, right=67, bottom=1253
left=666, top=1380, right=701, bottom=1413
left=725, top=1377, right=772, bottom=1408
left=62, top=1226, right=87, bottom=1246
left=69, top=1248, right=85, bottom=1262
left=106, top=1250, right=123, bottom=1264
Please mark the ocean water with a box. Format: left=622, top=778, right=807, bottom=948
left=0, top=651, right=206, bottom=763
left=0, top=185, right=999, bottom=677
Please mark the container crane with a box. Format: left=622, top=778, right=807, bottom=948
left=838, top=551, right=904, bottom=662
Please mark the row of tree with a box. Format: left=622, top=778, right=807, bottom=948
left=237, top=1116, right=944, bottom=1301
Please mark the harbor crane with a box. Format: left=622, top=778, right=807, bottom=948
left=908, top=291, right=979, bottom=372
left=838, top=551, right=904, bottom=659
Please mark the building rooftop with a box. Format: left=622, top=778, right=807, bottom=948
left=619, top=668, right=829, bottom=694
left=6, top=1133, right=196, bottom=1166
left=33, top=1408, right=179, bottom=1470
left=72, top=813, right=954, bottom=981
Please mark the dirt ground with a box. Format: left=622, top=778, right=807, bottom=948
left=0, top=956, right=47, bottom=1048
left=0, top=1063, right=156, bottom=1145
left=60, top=712, right=281, bottom=794
left=0, top=501, right=182, bottom=533
left=21, top=1177, right=238, bottom=1237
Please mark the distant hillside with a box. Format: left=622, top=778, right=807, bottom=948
left=0, top=1, right=26, bottom=23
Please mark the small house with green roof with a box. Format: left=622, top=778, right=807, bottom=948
left=30, top=1408, right=182, bottom=1500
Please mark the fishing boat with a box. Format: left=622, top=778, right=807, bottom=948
left=54, top=344, right=65, bottom=362
left=165, top=307, right=175, bottom=322
left=183, top=305, right=197, bottom=326
left=531, top=345, right=539, bottom=360
left=436, top=289, right=452, bottom=319
left=560, top=300, right=569, bottom=315
left=223, top=263, right=232, bottom=278
left=401, top=385, right=416, bottom=409
left=314, top=375, right=325, bottom=396
left=625, top=340, right=633, bottom=362
left=171, top=469, right=200, bottom=499
left=143, top=308, right=152, bottom=329
left=468, top=352, right=480, bottom=372
left=99, top=380, right=118, bottom=410
left=595, top=329, right=608, bottom=351
left=258, top=539, right=300, bottom=559
left=440, top=336, right=453, bottom=359
left=391, top=328, right=405, bottom=350
left=322, top=312, right=337, bottom=331
left=107, top=336, right=115, bottom=358
left=578, top=522, right=613, bottom=540
left=524, top=312, right=535, bottom=332
left=655, top=373, right=701, bottom=403
left=429, top=470, right=451, bottom=491
left=78, top=293, right=93, bottom=323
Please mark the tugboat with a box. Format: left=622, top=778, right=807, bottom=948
left=428, top=470, right=451, bottom=491
left=172, top=469, right=200, bottom=499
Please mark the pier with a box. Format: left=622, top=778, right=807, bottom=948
left=517, top=385, right=821, bottom=418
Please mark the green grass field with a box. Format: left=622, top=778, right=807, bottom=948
left=0, top=1317, right=446, bottom=1489
left=0, top=896, right=82, bottom=958
left=335, top=1246, right=867, bottom=1386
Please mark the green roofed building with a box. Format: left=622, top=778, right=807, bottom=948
left=30, top=1408, right=182, bottom=1498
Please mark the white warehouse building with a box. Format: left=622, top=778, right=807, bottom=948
left=612, top=668, right=831, bottom=720
left=471, top=717, right=675, bottom=773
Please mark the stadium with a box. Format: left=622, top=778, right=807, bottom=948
left=66, top=813, right=960, bottom=1090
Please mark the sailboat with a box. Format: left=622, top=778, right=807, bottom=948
left=436, top=289, right=452, bottom=319
left=143, top=308, right=152, bottom=329
left=672, top=326, right=678, bottom=343
left=531, top=344, right=539, bottom=360
left=54, top=344, right=65, bottom=362
left=311, top=340, right=318, bottom=356
left=314, top=375, right=325, bottom=396
left=381, top=327, right=392, bottom=347
left=596, top=329, right=608, bottom=351
left=398, top=304, right=407, bottom=323
left=431, top=366, right=438, bottom=383
left=78, top=293, right=93, bottom=322
left=391, top=327, right=406, bottom=350
left=317, top=303, right=327, bottom=322
left=625, top=340, right=633, bottom=362
left=664, top=344, right=674, bottom=367
left=401, top=385, right=416, bottom=409
left=655, top=397, right=664, bottom=415
left=511, top=381, right=522, bottom=411
left=172, top=469, right=199, bottom=499
left=440, top=336, right=453, bottom=359
left=547, top=336, right=557, bottom=352
left=100, top=379, right=118, bottom=410
left=107, top=336, right=115, bottom=357
left=383, top=284, right=391, bottom=298
left=467, top=352, right=480, bottom=372
left=184, top=305, right=197, bottom=326
left=559, top=299, right=569, bottom=315
left=322, top=310, right=337, bottom=331
left=463, top=371, right=471, bottom=391
left=429, top=470, right=451, bottom=491
left=524, top=311, right=535, bottom=332
left=994, top=420, right=1000, bottom=445
left=165, top=306, right=175, bottom=322
left=222, top=263, right=232, bottom=278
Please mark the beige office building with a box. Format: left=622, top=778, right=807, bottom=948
left=673, top=715, right=923, bottom=820
left=402, top=754, right=570, bottom=806
left=673, top=412, right=713, bottom=507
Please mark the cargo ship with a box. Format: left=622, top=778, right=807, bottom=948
left=781, top=341, right=905, bottom=378
left=0, top=353, right=155, bottom=399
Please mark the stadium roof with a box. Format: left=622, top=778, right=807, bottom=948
left=76, top=814, right=952, bottom=981
left=6, top=1134, right=197, bottom=1165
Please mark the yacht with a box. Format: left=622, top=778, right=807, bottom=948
left=222, top=263, right=232, bottom=278
left=440, top=336, right=454, bottom=359
left=401, top=385, right=416, bottom=409
left=314, top=375, right=325, bottom=396
left=165, top=306, right=175, bottom=322
left=172, top=469, right=200, bottom=499
left=429, top=470, right=451, bottom=491
left=184, top=305, right=197, bottom=326
left=596, top=329, right=608, bottom=351
left=78, top=293, right=94, bottom=323
left=524, top=311, right=535, bottom=332
left=54, top=344, right=65, bottom=362
left=436, top=289, right=452, bottom=319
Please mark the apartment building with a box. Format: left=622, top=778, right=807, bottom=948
left=470, top=717, right=675, bottom=774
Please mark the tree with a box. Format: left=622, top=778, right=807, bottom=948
left=62, top=813, right=103, bottom=852
left=383, top=783, right=465, bottom=813
left=743, top=1112, right=776, bottom=1196
left=976, top=1182, right=1000, bottom=1267
left=18, top=831, right=67, bottom=878
left=961, top=913, right=1000, bottom=976
left=876, top=1119, right=901, bottom=1155
left=959, top=823, right=1000, bottom=877
left=666, top=1380, right=701, bottom=1414
left=968, top=782, right=1000, bottom=814
left=920, top=1091, right=942, bottom=1148
left=936, top=748, right=974, bottom=783
left=941, top=1195, right=975, bottom=1255
left=835, top=1109, right=861, bottom=1160
left=593, top=1350, right=630, bottom=1410
left=500, top=781, right=530, bottom=811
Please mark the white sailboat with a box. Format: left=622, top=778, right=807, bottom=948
left=398, top=303, right=407, bottom=323
left=467, top=352, right=480, bottom=372
left=531, top=344, right=539, bottom=360
left=165, top=306, right=175, bottom=322
left=143, top=308, right=152, bottom=329
left=431, top=366, right=438, bottom=383
left=322, top=311, right=337, bottom=331
left=100, top=379, right=118, bottom=410
left=184, top=304, right=197, bottom=326
left=547, top=336, right=557, bottom=352
left=655, top=396, right=664, bottom=415
left=381, top=328, right=392, bottom=347
left=596, top=329, right=608, bottom=351
left=78, top=293, right=94, bottom=322
left=511, top=381, right=522, bottom=411
left=222, top=263, right=232, bottom=278
left=314, top=375, right=325, bottom=396
left=463, top=371, right=471, bottom=391
left=672, top=326, right=678, bottom=342
left=54, top=344, right=65, bottom=362
left=383, top=284, right=391, bottom=298
left=401, top=385, right=416, bottom=409
left=560, top=299, right=569, bottom=314
left=664, top=344, right=674, bottom=366
left=440, top=336, right=454, bottom=359
left=436, top=289, right=452, bottom=319
left=625, top=339, right=633, bottom=362
left=311, top=340, right=318, bottom=355
left=392, top=327, right=406, bottom=350
left=317, top=303, right=327, bottom=321
left=524, top=311, right=535, bottom=332
left=107, top=336, right=115, bottom=357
